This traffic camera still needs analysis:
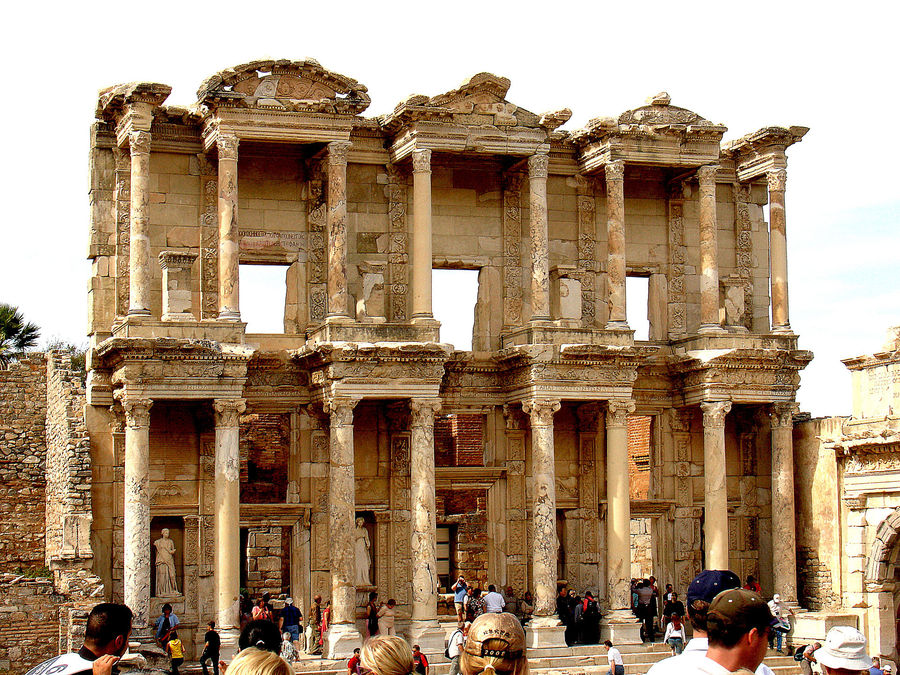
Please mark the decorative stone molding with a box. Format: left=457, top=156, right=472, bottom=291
left=328, top=140, right=352, bottom=166
left=306, top=162, right=327, bottom=322
left=213, top=398, right=246, bottom=428
left=325, top=397, right=359, bottom=426
left=606, top=399, right=635, bottom=428
left=605, top=160, right=625, bottom=181
left=411, top=148, right=432, bottom=174
left=502, top=172, right=525, bottom=329
left=575, top=175, right=597, bottom=326
left=767, top=169, right=787, bottom=192
left=410, top=398, right=442, bottom=426
left=198, top=153, right=219, bottom=320
left=697, top=164, right=718, bottom=187
left=522, top=398, right=560, bottom=427
left=121, top=397, right=153, bottom=428
left=386, top=163, right=409, bottom=321
left=700, top=400, right=731, bottom=428
left=528, top=152, right=549, bottom=178
left=129, top=131, right=151, bottom=155
left=770, top=402, right=799, bottom=428
left=217, top=134, right=239, bottom=160
left=843, top=495, right=867, bottom=511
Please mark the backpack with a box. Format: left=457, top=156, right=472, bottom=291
left=793, top=645, right=807, bottom=661
left=445, top=629, right=461, bottom=659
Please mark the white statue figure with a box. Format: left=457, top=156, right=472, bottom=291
left=154, top=528, right=180, bottom=596
left=354, top=517, right=373, bottom=586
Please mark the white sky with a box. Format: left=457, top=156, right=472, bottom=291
left=1, top=1, right=897, bottom=417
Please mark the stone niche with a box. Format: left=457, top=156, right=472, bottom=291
left=150, top=516, right=184, bottom=598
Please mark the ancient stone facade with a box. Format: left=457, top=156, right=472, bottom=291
left=795, top=327, right=900, bottom=662
left=2, top=59, right=818, bottom=670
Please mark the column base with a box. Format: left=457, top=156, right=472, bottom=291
left=325, top=622, right=363, bottom=659
left=605, top=320, right=630, bottom=330
left=525, top=615, right=566, bottom=648
left=127, top=307, right=152, bottom=317
left=771, top=323, right=794, bottom=334
left=218, top=628, right=240, bottom=663
left=699, top=323, right=727, bottom=334
left=600, top=610, right=642, bottom=645
left=407, top=619, right=446, bottom=653
left=218, top=310, right=241, bottom=322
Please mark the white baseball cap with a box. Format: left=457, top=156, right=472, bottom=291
left=814, top=626, right=872, bottom=671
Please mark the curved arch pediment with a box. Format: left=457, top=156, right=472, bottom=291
left=196, top=58, right=370, bottom=115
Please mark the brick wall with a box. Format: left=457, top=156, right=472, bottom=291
left=240, top=413, right=290, bottom=503
left=435, top=414, right=483, bottom=467
left=0, top=354, right=47, bottom=569
left=628, top=415, right=651, bottom=500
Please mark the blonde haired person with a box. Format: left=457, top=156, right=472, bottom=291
left=459, top=612, right=529, bottom=675
left=226, top=647, right=293, bottom=675
left=361, top=635, right=414, bottom=675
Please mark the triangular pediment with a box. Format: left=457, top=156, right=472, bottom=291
left=197, top=59, right=370, bottom=115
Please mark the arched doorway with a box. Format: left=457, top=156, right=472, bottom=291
left=865, top=507, right=900, bottom=661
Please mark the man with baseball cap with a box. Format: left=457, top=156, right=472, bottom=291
left=647, top=570, right=776, bottom=675
left=814, top=626, right=873, bottom=675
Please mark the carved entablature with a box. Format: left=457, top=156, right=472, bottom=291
left=379, top=72, right=569, bottom=161
left=670, top=347, right=813, bottom=405
left=197, top=59, right=368, bottom=149
left=242, top=352, right=311, bottom=407
left=723, top=126, right=809, bottom=182
left=571, top=92, right=727, bottom=173
left=496, top=343, right=655, bottom=402
left=294, top=341, right=452, bottom=402
left=443, top=355, right=505, bottom=406
left=96, top=337, right=253, bottom=401
left=96, top=82, right=173, bottom=147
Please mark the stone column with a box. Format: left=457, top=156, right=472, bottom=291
left=128, top=132, right=152, bottom=316
left=325, top=397, right=362, bottom=658
left=121, top=397, right=153, bottom=627
left=771, top=402, right=799, bottom=601
left=521, top=398, right=565, bottom=647
left=529, top=152, right=551, bottom=321
left=408, top=398, right=445, bottom=652
left=768, top=169, right=791, bottom=332
left=411, top=149, right=434, bottom=321
left=701, top=401, right=731, bottom=569
left=605, top=160, right=628, bottom=329
left=698, top=165, right=724, bottom=333
left=327, top=141, right=352, bottom=319
left=213, top=398, right=245, bottom=658
left=217, top=135, right=241, bottom=321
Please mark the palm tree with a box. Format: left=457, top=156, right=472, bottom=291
left=0, top=304, right=40, bottom=367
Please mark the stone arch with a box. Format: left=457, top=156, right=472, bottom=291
left=866, top=506, right=900, bottom=585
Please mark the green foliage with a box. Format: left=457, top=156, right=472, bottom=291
left=14, top=565, right=52, bottom=579
left=0, top=303, right=41, bottom=367
left=45, top=337, right=88, bottom=378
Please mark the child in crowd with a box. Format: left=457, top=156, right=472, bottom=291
left=166, top=630, right=185, bottom=675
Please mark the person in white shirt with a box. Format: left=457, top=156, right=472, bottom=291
left=647, top=570, right=777, bottom=675
left=446, top=621, right=467, bottom=675
left=603, top=640, right=624, bottom=675
left=483, top=585, right=505, bottom=613
left=663, top=614, right=686, bottom=655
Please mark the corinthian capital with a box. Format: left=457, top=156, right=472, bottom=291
left=697, top=164, right=719, bottom=188
left=522, top=398, right=560, bottom=427
left=528, top=152, right=549, bottom=179
left=327, top=141, right=352, bottom=167
left=767, top=169, right=787, bottom=192
left=700, top=400, right=732, bottom=428
left=412, top=148, right=432, bottom=174
left=121, top=397, right=153, bottom=428
left=217, top=134, right=239, bottom=160
left=129, top=131, right=151, bottom=156
left=770, top=402, right=799, bottom=429
left=410, top=398, right=442, bottom=427
left=606, top=399, right=635, bottom=428
left=213, top=398, right=246, bottom=428
left=605, top=160, right=625, bottom=182
left=324, top=397, right=359, bottom=426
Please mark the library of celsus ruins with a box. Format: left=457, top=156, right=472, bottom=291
left=18, top=57, right=883, bottom=670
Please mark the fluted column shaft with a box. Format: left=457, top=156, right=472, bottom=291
left=768, top=170, right=791, bottom=332
left=128, top=132, right=152, bottom=316
left=523, top=399, right=561, bottom=617
left=771, top=403, right=798, bottom=601
left=606, top=399, right=635, bottom=610
left=217, top=135, right=241, bottom=320
left=214, top=398, right=245, bottom=630
left=327, top=142, right=352, bottom=318
left=698, top=165, right=723, bottom=332
left=605, top=161, right=628, bottom=327
left=529, top=152, right=550, bottom=321
left=327, top=398, right=359, bottom=624
left=122, top=397, right=152, bottom=626
left=410, top=399, right=441, bottom=621
left=701, top=400, right=731, bottom=569
left=411, top=149, right=433, bottom=320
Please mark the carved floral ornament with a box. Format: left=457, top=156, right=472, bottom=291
left=770, top=402, right=799, bottom=428
left=410, top=398, right=442, bottom=426
left=324, top=397, right=359, bottom=426
left=120, top=397, right=153, bottom=428
left=528, top=153, right=549, bottom=178
left=129, top=131, right=152, bottom=155
left=696, top=164, right=719, bottom=187
left=767, top=169, right=787, bottom=192
left=411, top=149, right=432, bottom=174
left=328, top=141, right=352, bottom=166
left=605, top=160, right=625, bottom=181
left=700, top=400, right=732, bottom=427
left=213, top=398, right=246, bottom=427
left=606, top=399, right=635, bottom=427
left=217, top=134, right=239, bottom=160
left=522, top=399, right=561, bottom=427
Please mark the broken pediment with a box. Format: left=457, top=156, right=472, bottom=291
left=96, top=82, right=173, bottom=124
left=196, top=58, right=370, bottom=115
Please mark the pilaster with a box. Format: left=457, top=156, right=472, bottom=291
left=326, top=141, right=352, bottom=319
left=605, top=161, right=627, bottom=328
left=528, top=152, right=550, bottom=322
left=697, top=165, right=724, bottom=333
left=411, top=149, right=434, bottom=321
left=217, top=134, right=240, bottom=321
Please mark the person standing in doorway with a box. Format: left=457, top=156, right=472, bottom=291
left=452, top=576, right=468, bottom=622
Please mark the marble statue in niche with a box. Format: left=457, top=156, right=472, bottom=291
left=355, top=517, right=373, bottom=586
left=154, top=528, right=180, bottom=596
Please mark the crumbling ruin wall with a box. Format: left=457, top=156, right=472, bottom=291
left=0, top=354, right=47, bottom=569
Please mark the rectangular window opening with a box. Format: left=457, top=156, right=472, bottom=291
left=432, top=269, right=479, bottom=351
left=626, top=275, right=650, bottom=341
left=239, top=263, right=288, bottom=334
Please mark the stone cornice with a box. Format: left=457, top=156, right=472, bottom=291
left=723, top=126, right=808, bottom=182
left=96, top=82, right=172, bottom=124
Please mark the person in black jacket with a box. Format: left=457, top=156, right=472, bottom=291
left=200, top=620, right=220, bottom=675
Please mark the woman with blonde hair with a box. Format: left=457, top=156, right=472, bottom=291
left=460, top=612, right=529, bottom=675
left=226, top=646, right=293, bottom=675
left=361, top=635, right=414, bottom=675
